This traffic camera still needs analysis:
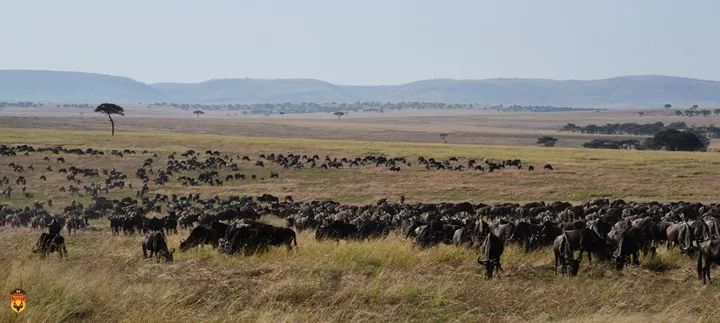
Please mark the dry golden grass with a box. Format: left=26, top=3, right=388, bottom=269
left=1, top=219, right=718, bottom=323
left=1, top=126, right=720, bottom=322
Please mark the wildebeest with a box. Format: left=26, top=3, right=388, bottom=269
left=315, top=221, right=358, bottom=241
left=179, top=226, right=220, bottom=251
left=33, top=232, right=68, bottom=258
left=613, top=227, right=644, bottom=270
left=554, top=233, right=580, bottom=276
left=142, top=232, right=174, bottom=262
left=477, top=232, right=504, bottom=279
left=697, top=239, right=720, bottom=284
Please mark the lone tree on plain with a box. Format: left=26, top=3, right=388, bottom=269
left=193, top=110, right=204, bottom=119
left=439, top=133, right=449, bottom=144
left=663, top=104, right=672, bottom=110
left=537, top=136, right=559, bottom=147
left=333, top=111, right=345, bottom=119
left=95, top=103, right=124, bottom=136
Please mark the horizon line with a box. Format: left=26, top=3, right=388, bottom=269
left=2, top=69, right=719, bottom=86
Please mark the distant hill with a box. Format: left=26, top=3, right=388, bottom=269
left=2, top=70, right=720, bottom=107
left=0, top=70, right=160, bottom=102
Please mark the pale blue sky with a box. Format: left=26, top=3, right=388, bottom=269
left=2, top=0, right=718, bottom=84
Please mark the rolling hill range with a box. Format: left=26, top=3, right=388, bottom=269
left=2, top=70, right=720, bottom=107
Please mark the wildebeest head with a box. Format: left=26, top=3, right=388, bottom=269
left=477, top=258, right=498, bottom=279
left=565, top=257, right=581, bottom=276
left=161, top=248, right=175, bottom=262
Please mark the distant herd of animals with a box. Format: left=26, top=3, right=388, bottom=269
left=4, top=143, right=720, bottom=284
left=0, top=144, right=553, bottom=200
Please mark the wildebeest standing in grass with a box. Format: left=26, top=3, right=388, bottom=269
left=697, top=239, right=720, bottom=284
left=33, top=232, right=68, bottom=258
left=315, top=221, right=358, bottom=242
left=553, top=233, right=580, bottom=276
left=477, top=232, right=504, bottom=279
left=142, top=232, right=174, bottom=262
left=179, top=226, right=220, bottom=251
left=613, top=227, right=644, bottom=270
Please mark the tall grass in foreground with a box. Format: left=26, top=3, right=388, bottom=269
left=1, top=220, right=718, bottom=323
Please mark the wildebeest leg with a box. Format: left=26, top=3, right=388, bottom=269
left=142, top=244, right=148, bottom=258
left=632, top=252, right=640, bottom=266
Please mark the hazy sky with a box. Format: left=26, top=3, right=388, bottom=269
left=2, top=0, right=719, bottom=84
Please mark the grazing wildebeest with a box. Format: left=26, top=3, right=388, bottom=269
left=179, top=226, right=220, bottom=251
left=315, top=221, right=358, bottom=242
left=477, top=233, right=504, bottom=279
left=33, top=232, right=68, bottom=258
left=142, top=232, right=174, bottom=262
left=356, top=220, right=389, bottom=239
left=564, top=228, right=609, bottom=262
left=554, top=233, right=580, bottom=276
left=614, top=227, right=644, bottom=270
left=243, top=221, right=298, bottom=254
left=697, top=239, right=720, bottom=284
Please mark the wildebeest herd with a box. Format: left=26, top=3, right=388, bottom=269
left=6, top=192, right=720, bottom=283
left=4, top=143, right=720, bottom=283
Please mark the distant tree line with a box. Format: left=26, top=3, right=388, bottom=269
left=672, top=107, right=720, bottom=117
left=563, top=121, right=720, bottom=138
left=489, top=105, right=600, bottom=112
left=562, top=122, right=687, bottom=135
left=0, top=101, right=43, bottom=108
left=583, top=129, right=708, bottom=152
left=150, top=101, right=481, bottom=115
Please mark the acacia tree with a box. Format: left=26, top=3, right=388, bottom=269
left=537, top=136, right=558, bottom=147
left=95, top=103, right=124, bottom=136
left=664, top=104, right=672, bottom=110
left=193, top=110, right=204, bottom=119
left=333, top=111, right=345, bottom=119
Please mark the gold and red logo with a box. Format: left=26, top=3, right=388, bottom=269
left=9, top=289, right=26, bottom=313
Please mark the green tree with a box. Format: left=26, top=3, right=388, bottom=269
left=94, top=103, right=124, bottom=136
left=536, top=136, right=559, bottom=147
left=663, top=103, right=672, bottom=110
left=193, top=110, right=204, bottom=119
left=644, top=129, right=707, bottom=151
left=333, top=111, right=345, bottom=119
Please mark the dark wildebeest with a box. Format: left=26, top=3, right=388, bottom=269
left=316, top=221, right=358, bottom=242
left=613, top=227, right=644, bottom=270
left=179, top=226, right=220, bottom=251
left=243, top=222, right=298, bottom=254
left=142, top=232, right=174, bottom=262
left=356, top=220, right=389, bottom=239
left=564, top=228, right=609, bottom=262
left=33, top=232, right=68, bottom=258
left=477, top=233, right=504, bottom=279
left=553, top=233, right=580, bottom=276
left=697, top=239, right=720, bottom=284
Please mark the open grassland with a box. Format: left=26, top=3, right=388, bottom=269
left=2, top=126, right=720, bottom=322
left=1, top=127, right=720, bottom=208
left=1, top=219, right=719, bottom=322
left=3, top=109, right=719, bottom=149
